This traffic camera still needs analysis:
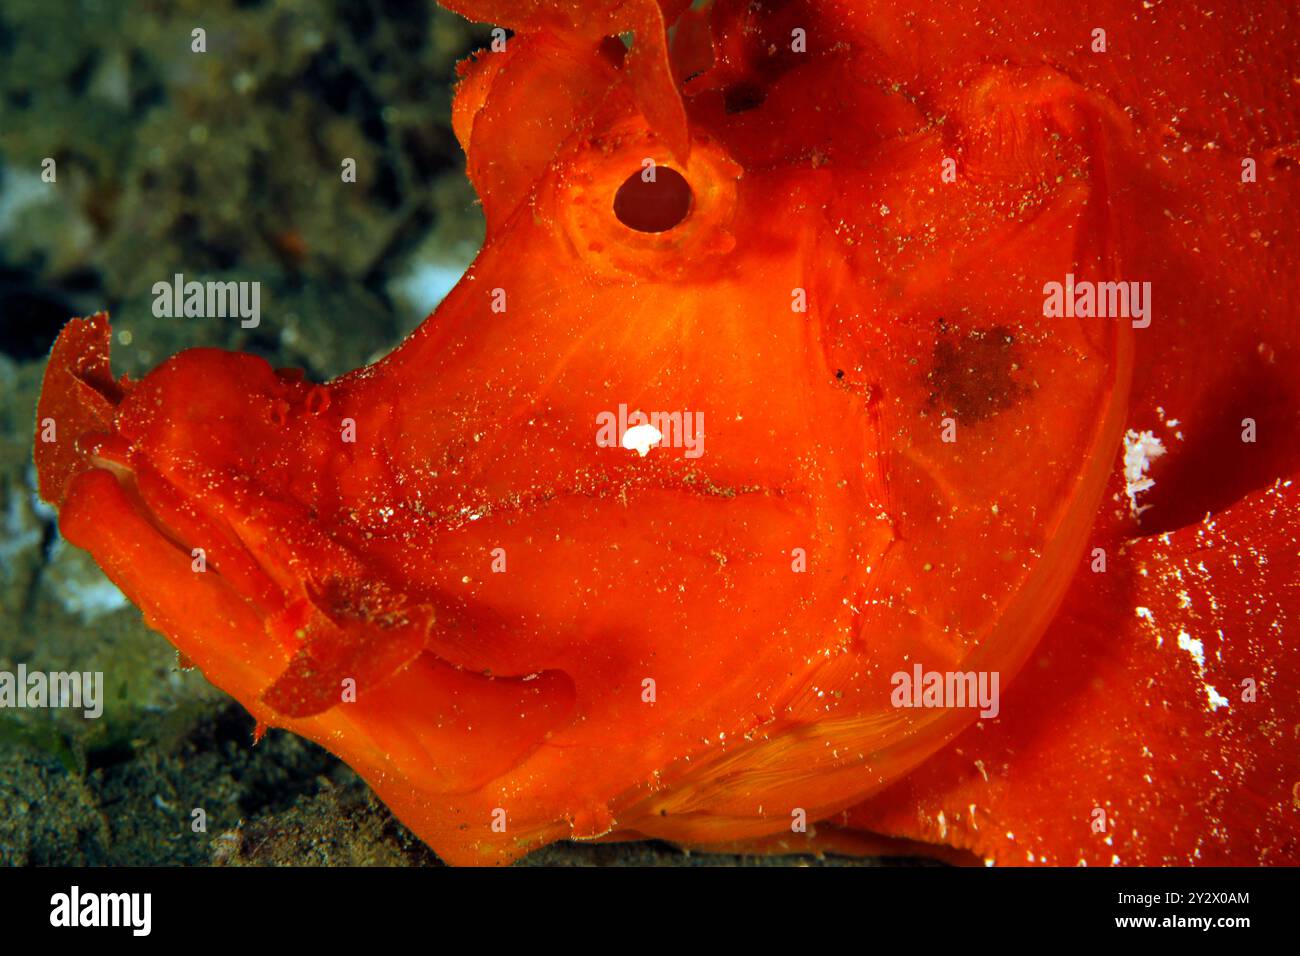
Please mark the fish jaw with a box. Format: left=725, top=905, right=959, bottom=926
left=33, top=315, right=594, bottom=862
left=35, top=317, right=288, bottom=714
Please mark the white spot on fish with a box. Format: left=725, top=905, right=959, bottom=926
left=1122, top=429, right=1166, bottom=519
left=1177, top=630, right=1205, bottom=673
left=621, top=423, right=663, bottom=457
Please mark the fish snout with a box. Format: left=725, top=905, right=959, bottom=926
left=35, top=315, right=421, bottom=721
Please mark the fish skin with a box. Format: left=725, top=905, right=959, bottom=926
left=32, top=0, right=1299, bottom=865
left=442, top=0, right=692, bottom=160
left=824, top=1, right=1300, bottom=864
left=845, top=475, right=1300, bottom=866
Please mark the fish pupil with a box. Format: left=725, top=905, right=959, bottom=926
left=613, top=167, right=693, bottom=233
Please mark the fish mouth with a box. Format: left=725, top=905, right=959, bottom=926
left=35, top=317, right=443, bottom=722
left=41, top=452, right=589, bottom=860
left=32, top=317, right=604, bottom=857
left=34, top=315, right=831, bottom=716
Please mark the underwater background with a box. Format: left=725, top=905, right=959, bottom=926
left=0, top=0, right=899, bottom=866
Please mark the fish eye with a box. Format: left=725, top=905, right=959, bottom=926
left=556, top=127, right=739, bottom=277
left=613, top=166, right=693, bottom=233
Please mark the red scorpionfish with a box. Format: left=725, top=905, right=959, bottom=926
left=33, top=0, right=1300, bottom=865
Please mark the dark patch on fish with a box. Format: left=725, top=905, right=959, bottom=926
left=926, top=321, right=1024, bottom=423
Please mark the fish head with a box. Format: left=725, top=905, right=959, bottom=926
left=34, top=0, right=1141, bottom=861
left=364, top=0, right=1137, bottom=697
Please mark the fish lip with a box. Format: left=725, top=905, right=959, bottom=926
left=101, top=448, right=289, bottom=617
